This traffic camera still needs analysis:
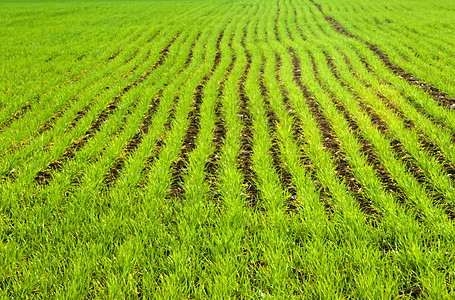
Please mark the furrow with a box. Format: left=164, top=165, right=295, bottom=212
left=103, top=90, right=162, bottom=188
left=275, top=53, right=333, bottom=214
left=311, top=55, right=381, bottom=220
left=322, top=53, right=411, bottom=210
left=237, top=23, right=259, bottom=207
left=258, top=57, right=297, bottom=209
left=183, top=32, right=202, bottom=69
left=314, top=3, right=455, bottom=109
left=0, top=102, right=33, bottom=132
left=274, top=1, right=281, bottom=42
left=322, top=47, right=455, bottom=231
left=0, top=29, right=149, bottom=134
left=33, top=34, right=181, bottom=185
left=167, top=28, right=225, bottom=200
left=205, top=34, right=236, bottom=198
left=101, top=32, right=205, bottom=189
left=0, top=29, right=164, bottom=158
left=290, top=48, right=378, bottom=220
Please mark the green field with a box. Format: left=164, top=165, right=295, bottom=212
left=1, top=0, right=455, bottom=297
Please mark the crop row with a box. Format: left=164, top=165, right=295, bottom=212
left=1, top=0, right=454, bottom=297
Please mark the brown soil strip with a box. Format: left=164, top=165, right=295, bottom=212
left=103, top=33, right=204, bottom=188
left=324, top=16, right=356, bottom=39
left=105, top=32, right=144, bottom=63
left=419, top=138, right=455, bottom=184
left=4, top=101, right=90, bottom=160
left=34, top=34, right=180, bottom=185
left=337, top=54, right=455, bottom=217
left=76, top=54, right=87, bottom=62
left=206, top=33, right=236, bottom=201
left=314, top=3, right=455, bottom=109
left=292, top=7, right=307, bottom=41
left=357, top=57, right=453, bottom=132
left=323, top=53, right=407, bottom=203
left=167, top=82, right=204, bottom=199
left=275, top=54, right=304, bottom=153
left=103, top=91, right=163, bottom=188
left=167, top=29, right=226, bottom=200
left=258, top=57, right=297, bottom=210
left=146, top=31, right=161, bottom=43
left=357, top=102, right=389, bottom=134
left=205, top=98, right=227, bottom=201
left=290, top=48, right=379, bottom=221
left=124, top=49, right=139, bottom=65
left=274, top=1, right=281, bottom=42
left=37, top=98, right=80, bottom=135
left=282, top=3, right=293, bottom=41
left=377, top=93, right=416, bottom=129
left=183, top=32, right=202, bottom=70
left=67, top=104, right=91, bottom=131
left=0, top=101, right=33, bottom=132
left=237, top=22, right=259, bottom=207
left=140, top=100, right=177, bottom=183
left=107, top=49, right=122, bottom=62
left=307, top=0, right=327, bottom=35
left=309, top=0, right=323, bottom=13
left=282, top=50, right=334, bottom=215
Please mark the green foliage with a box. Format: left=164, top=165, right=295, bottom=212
left=1, top=0, right=454, bottom=298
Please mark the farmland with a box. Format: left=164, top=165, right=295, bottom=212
left=1, top=0, right=455, bottom=297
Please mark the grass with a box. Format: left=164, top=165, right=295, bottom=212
left=1, top=0, right=455, bottom=297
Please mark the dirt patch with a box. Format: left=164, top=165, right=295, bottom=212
left=398, top=284, right=423, bottom=299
